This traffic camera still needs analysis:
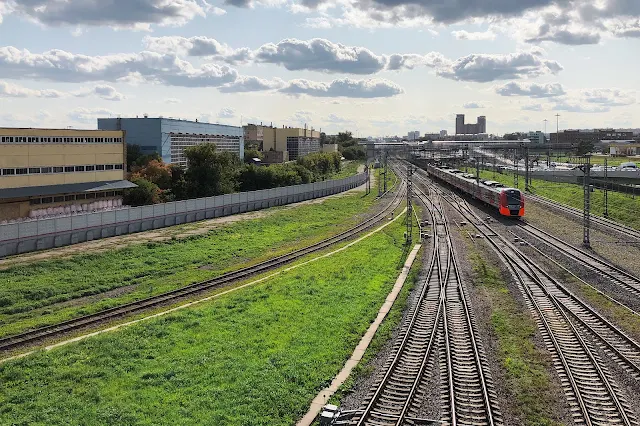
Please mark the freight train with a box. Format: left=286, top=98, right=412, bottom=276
left=425, top=163, right=525, bottom=218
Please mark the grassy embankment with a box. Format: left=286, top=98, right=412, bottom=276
left=0, top=213, right=410, bottom=425
left=470, top=167, right=640, bottom=229
left=0, top=187, right=379, bottom=339
left=331, top=161, right=363, bottom=179
left=547, top=156, right=636, bottom=166
left=467, top=239, right=563, bottom=426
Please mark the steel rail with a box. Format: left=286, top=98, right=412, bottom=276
left=526, top=193, right=640, bottom=242
left=0, top=179, right=405, bottom=353
left=517, top=222, right=640, bottom=297
left=425, top=177, right=637, bottom=425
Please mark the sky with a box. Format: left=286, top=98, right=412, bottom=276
left=0, top=0, right=638, bottom=137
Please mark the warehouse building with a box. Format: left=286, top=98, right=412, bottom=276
left=98, top=117, right=244, bottom=167
left=0, top=127, right=134, bottom=221
left=262, top=126, right=320, bottom=162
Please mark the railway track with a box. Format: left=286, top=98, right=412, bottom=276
left=517, top=222, right=640, bottom=300
left=0, top=178, right=404, bottom=354
left=348, top=168, right=500, bottom=425
left=526, top=193, right=640, bottom=242
left=417, top=175, right=640, bottom=425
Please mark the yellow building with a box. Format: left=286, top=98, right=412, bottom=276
left=0, top=128, right=135, bottom=221
left=262, top=126, right=320, bottom=162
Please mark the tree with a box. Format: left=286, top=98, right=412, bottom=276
left=337, top=131, right=353, bottom=144
left=342, top=145, right=366, bottom=161
left=130, top=159, right=172, bottom=190
left=577, top=139, right=595, bottom=156
left=123, top=177, right=161, bottom=206
left=184, top=144, right=241, bottom=197
left=244, top=149, right=263, bottom=163
left=127, top=144, right=161, bottom=170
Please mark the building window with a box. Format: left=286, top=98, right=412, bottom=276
left=53, top=196, right=65, bottom=202
left=86, top=165, right=95, bottom=171
left=53, top=166, right=64, bottom=173
left=65, top=195, right=76, bottom=201
left=2, top=169, right=15, bottom=175
left=96, top=192, right=106, bottom=198
left=86, top=193, right=96, bottom=199
left=64, top=166, right=74, bottom=173
left=96, top=165, right=105, bottom=171
left=106, top=191, right=115, bottom=197
left=105, top=164, right=114, bottom=170
left=41, top=167, right=52, bottom=174
left=77, top=194, right=86, bottom=200
left=16, top=168, right=27, bottom=175
left=75, top=165, right=85, bottom=172
left=29, top=167, right=41, bottom=174
left=30, top=198, right=42, bottom=205
left=114, top=164, right=123, bottom=170
left=41, top=197, right=53, bottom=204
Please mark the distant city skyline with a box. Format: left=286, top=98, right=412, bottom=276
left=0, top=1, right=638, bottom=136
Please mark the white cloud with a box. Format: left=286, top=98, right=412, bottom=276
left=0, top=80, right=125, bottom=100
left=68, top=107, right=116, bottom=123
left=452, top=30, right=496, bottom=41
left=254, top=38, right=387, bottom=74
left=218, top=76, right=285, bottom=93
left=0, top=46, right=239, bottom=88
left=326, top=114, right=353, bottom=124
left=495, top=81, right=566, bottom=98
left=279, top=78, right=404, bottom=98
left=4, top=0, right=210, bottom=30
left=142, top=36, right=252, bottom=64
left=165, top=98, right=182, bottom=104
left=463, top=102, right=488, bottom=109
left=218, top=107, right=236, bottom=118
left=0, top=81, right=65, bottom=98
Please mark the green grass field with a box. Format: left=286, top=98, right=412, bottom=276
left=0, top=215, right=409, bottom=425
left=545, top=155, right=637, bottom=167
left=471, top=168, right=640, bottom=230
left=0, top=189, right=378, bottom=338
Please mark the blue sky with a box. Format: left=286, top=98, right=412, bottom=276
left=0, top=0, right=638, bottom=137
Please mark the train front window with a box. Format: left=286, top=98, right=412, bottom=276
left=506, top=190, right=521, bottom=205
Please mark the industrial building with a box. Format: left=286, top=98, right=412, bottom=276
left=550, top=129, right=634, bottom=146
left=262, top=126, right=320, bottom=162
left=0, top=127, right=133, bottom=221
left=455, top=114, right=486, bottom=135
left=98, top=117, right=244, bottom=168
left=243, top=123, right=265, bottom=149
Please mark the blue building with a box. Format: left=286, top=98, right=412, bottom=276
left=97, top=117, right=244, bottom=167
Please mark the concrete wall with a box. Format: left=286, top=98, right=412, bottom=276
left=0, top=173, right=367, bottom=258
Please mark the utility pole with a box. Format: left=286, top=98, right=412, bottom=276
left=364, top=164, right=370, bottom=195
left=383, top=150, right=388, bottom=193
left=406, top=164, right=413, bottom=245
left=524, top=145, right=530, bottom=192
left=583, top=155, right=591, bottom=248
left=514, top=148, right=519, bottom=189
left=604, top=157, right=609, bottom=218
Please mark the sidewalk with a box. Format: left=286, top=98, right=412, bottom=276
left=297, top=243, right=422, bottom=425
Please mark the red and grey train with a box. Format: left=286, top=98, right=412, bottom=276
left=425, top=164, right=525, bottom=218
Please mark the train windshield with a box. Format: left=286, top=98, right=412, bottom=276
left=506, top=190, right=521, bottom=204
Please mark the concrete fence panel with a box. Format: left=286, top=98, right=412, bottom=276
left=0, top=172, right=366, bottom=257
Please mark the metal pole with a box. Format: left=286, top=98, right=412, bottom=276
left=406, top=165, right=413, bottom=244
left=514, top=148, right=519, bottom=189
left=604, top=158, right=608, bottom=218
left=383, top=150, right=388, bottom=193
left=583, top=155, right=591, bottom=248
left=525, top=146, right=530, bottom=192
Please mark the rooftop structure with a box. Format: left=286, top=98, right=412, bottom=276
left=0, top=127, right=133, bottom=221
left=550, top=128, right=634, bottom=145
left=98, top=117, right=244, bottom=167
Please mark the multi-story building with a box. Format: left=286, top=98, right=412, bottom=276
left=0, top=127, right=133, bottom=221
left=455, top=114, right=487, bottom=135
left=243, top=123, right=265, bottom=149
left=262, top=126, right=321, bottom=162
left=526, top=131, right=546, bottom=144
left=455, top=114, right=465, bottom=135
left=98, top=117, right=244, bottom=168
left=550, top=129, right=634, bottom=145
